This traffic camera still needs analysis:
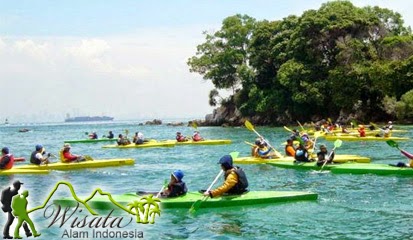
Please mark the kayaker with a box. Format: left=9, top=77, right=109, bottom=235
left=89, top=132, right=98, bottom=139
left=316, top=144, right=335, bottom=166
left=161, top=170, right=187, bottom=197
left=30, top=144, right=51, bottom=165
left=133, top=132, right=145, bottom=145
left=61, top=144, right=85, bottom=162
left=358, top=125, right=366, bottom=137
left=254, top=141, right=277, bottom=159
left=107, top=131, right=114, bottom=139
left=285, top=139, right=296, bottom=157
left=203, top=155, right=248, bottom=198
left=387, top=121, right=393, bottom=130
left=0, top=147, right=14, bottom=170
left=192, top=131, right=204, bottom=142
left=176, top=132, right=188, bottom=142
left=117, top=134, right=131, bottom=145
left=390, top=148, right=413, bottom=168
left=375, top=126, right=391, bottom=138
left=294, top=143, right=311, bottom=162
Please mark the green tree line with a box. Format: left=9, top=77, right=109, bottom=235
left=188, top=1, right=413, bottom=124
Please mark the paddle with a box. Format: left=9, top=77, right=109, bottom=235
left=311, top=131, right=322, bottom=155
left=192, top=121, right=198, bottom=130
left=189, top=170, right=224, bottom=213
left=245, top=120, right=282, bottom=158
left=386, top=140, right=400, bottom=150
left=284, top=126, right=294, bottom=133
left=297, top=120, right=305, bottom=132
left=155, top=179, right=168, bottom=198
left=320, top=139, right=343, bottom=171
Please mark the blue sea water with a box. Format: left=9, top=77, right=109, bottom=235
left=0, top=121, right=412, bottom=240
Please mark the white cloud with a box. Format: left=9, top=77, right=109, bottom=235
left=0, top=27, right=215, bottom=123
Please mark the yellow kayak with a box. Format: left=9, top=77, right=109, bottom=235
left=0, top=169, right=49, bottom=175
left=14, top=158, right=135, bottom=171
left=175, top=139, right=231, bottom=145
left=234, top=154, right=370, bottom=164
left=324, top=135, right=409, bottom=141
left=102, top=141, right=175, bottom=148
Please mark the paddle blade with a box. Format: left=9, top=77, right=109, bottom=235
left=244, top=120, right=254, bottom=131
left=386, top=140, right=399, bottom=148
left=189, top=199, right=203, bottom=213
left=192, top=121, right=198, bottom=130
left=334, top=139, right=343, bottom=148
left=230, top=151, right=240, bottom=159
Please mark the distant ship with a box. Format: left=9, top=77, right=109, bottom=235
left=64, top=115, right=114, bottom=122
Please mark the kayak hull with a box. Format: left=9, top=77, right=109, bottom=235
left=234, top=155, right=370, bottom=164
left=331, top=163, right=413, bottom=175
left=0, top=169, right=49, bottom=175
left=54, top=191, right=317, bottom=210
left=267, top=161, right=339, bottom=170
left=175, top=139, right=231, bottom=145
left=324, top=136, right=409, bottom=141
left=64, top=138, right=117, bottom=143
left=14, top=159, right=135, bottom=171
left=102, top=141, right=175, bottom=148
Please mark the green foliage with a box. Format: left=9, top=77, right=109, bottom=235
left=396, top=89, right=413, bottom=119
left=188, top=1, right=413, bottom=123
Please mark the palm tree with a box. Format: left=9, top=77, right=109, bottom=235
left=127, top=200, right=145, bottom=223
left=140, top=194, right=161, bottom=224
left=149, top=207, right=161, bottom=224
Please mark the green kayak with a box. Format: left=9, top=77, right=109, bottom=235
left=0, top=169, right=49, bottom=175
left=14, top=158, right=135, bottom=171
left=267, top=161, right=341, bottom=170
left=174, top=139, right=232, bottom=145
left=102, top=141, right=175, bottom=149
left=53, top=191, right=317, bottom=210
left=234, top=154, right=370, bottom=164
left=324, top=135, right=409, bottom=141
left=64, top=138, right=117, bottom=144
left=331, top=163, right=413, bottom=175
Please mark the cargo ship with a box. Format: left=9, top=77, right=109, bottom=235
left=65, top=114, right=114, bottom=122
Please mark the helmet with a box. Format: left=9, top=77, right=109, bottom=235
left=172, top=170, right=184, bottom=181
left=35, top=144, right=43, bottom=151
left=1, top=147, right=9, bottom=154
left=218, top=155, right=233, bottom=169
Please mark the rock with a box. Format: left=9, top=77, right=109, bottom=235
left=166, top=122, right=184, bottom=126
left=145, top=119, right=162, bottom=125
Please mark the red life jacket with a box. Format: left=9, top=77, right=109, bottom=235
left=0, top=154, right=14, bottom=169
left=193, top=133, right=202, bottom=141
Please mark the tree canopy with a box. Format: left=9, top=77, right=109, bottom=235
left=188, top=1, right=413, bottom=124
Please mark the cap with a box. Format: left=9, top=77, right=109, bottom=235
left=35, top=144, right=43, bottom=151
left=172, top=170, right=184, bottom=181
left=177, top=132, right=181, bottom=135
left=13, top=180, right=23, bottom=187
left=1, top=147, right=9, bottom=154
left=63, top=143, right=71, bottom=149
left=218, top=155, right=233, bottom=169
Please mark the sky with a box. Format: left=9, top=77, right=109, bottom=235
left=0, top=0, right=412, bottom=123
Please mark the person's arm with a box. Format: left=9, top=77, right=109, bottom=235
left=210, top=171, right=238, bottom=198
left=401, top=149, right=413, bottom=159
left=258, top=148, right=271, bottom=156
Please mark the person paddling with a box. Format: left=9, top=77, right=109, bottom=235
left=203, top=155, right=248, bottom=198
left=176, top=132, right=189, bottom=142
left=358, top=125, right=366, bottom=137
left=161, top=170, right=187, bottom=197
left=253, top=140, right=277, bottom=159
left=316, top=144, right=335, bottom=166
left=285, top=139, right=296, bottom=157
left=30, top=145, right=51, bottom=165
left=61, top=144, right=85, bottom=162
left=294, top=143, right=311, bottom=162
left=192, top=131, right=204, bottom=142
left=0, top=147, right=14, bottom=170
left=117, top=134, right=131, bottom=145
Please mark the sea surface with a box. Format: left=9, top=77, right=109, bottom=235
left=1, top=121, right=412, bottom=240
